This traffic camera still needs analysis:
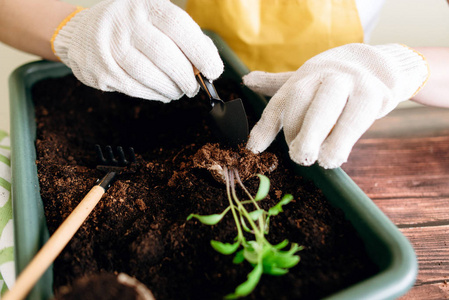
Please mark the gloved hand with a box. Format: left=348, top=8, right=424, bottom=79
left=244, top=43, right=429, bottom=169
left=52, top=0, right=223, bottom=102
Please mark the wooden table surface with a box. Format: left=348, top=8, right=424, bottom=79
left=342, top=105, right=449, bottom=299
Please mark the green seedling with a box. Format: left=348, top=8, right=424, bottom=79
left=187, top=167, right=303, bottom=299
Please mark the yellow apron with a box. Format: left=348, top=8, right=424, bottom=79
left=186, top=0, right=364, bottom=73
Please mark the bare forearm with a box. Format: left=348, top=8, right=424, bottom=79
left=411, top=47, right=449, bottom=108
left=0, top=0, right=76, bottom=60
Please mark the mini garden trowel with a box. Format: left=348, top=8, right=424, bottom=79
left=194, top=67, right=249, bottom=147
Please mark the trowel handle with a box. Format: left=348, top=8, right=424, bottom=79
left=2, top=184, right=107, bottom=300
left=193, top=66, right=222, bottom=105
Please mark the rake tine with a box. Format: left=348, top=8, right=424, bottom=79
left=95, top=144, right=107, bottom=165
left=95, top=144, right=135, bottom=167
left=128, top=147, right=136, bottom=163
left=105, top=145, right=118, bottom=166
left=117, top=146, right=128, bottom=166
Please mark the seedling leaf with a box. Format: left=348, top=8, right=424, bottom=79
left=243, top=242, right=259, bottom=265
left=263, top=265, right=289, bottom=276
left=187, top=207, right=231, bottom=225
left=288, top=243, right=305, bottom=255
left=211, top=240, right=240, bottom=255
left=249, top=209, right=264, bottom=221
left=226, top=263, right=263, bottom=299
left=233, top=250, right=245, bottom=264
left=265, top=251, right=300, bottom=269
left=268, top=194, right=294, bottom=216
left=254, top=174, right=270, bottom=201
left=273, top=239, right=289, bottom=250
left=188, top=170, right=302, bottom=299
left=239, top=214, right=252, bottom=233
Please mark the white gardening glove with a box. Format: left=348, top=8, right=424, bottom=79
left=52, top=0, right=223, bottom=102
left=244, top=43, right=429, bottom=169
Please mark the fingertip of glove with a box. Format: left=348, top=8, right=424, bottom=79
left=195, top=57, right=224, bottom=81
left=289, top=141, right=344, bottom=169
left=245, top=141, right=261, bottom=154
left=317, top=156, right=346, bottom=169
left=318, top=160, right=343, bottom=169
left=242, top=71, right=266, bottom=85
left=246, top=134, right=269, bottom=155
left=185, top=85, right=201, bottom=98
left=242, top=71, right=285, bottom=97
left=203, top=63, right=224, bottom=81
left=289, top=148, right=318, bottom=168
left=189, top=35, right=224, bottom=80
left=317, top=139, right=351, bottom=169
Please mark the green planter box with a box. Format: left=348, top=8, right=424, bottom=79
left=9, top=32, right=417, bottom=300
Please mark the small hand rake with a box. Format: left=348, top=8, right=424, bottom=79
left=3, top=145, right=135, bottom=300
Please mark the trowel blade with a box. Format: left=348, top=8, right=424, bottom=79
left=209, top=98, right=249, bottom=147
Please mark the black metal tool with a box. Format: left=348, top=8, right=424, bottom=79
left=194, top=67, right=249, bottom=147
left=95, top=144, right=136, bottom=189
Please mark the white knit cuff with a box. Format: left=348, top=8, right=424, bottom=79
left=375, top=43, right=430, bottom=98
left=51, top=7, right=87, bottom=66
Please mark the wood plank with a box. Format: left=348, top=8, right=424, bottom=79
left=348, top=176, right=449, bottom=199
left=400, top=226, right=449, bottom=283
left=368, top=197, right=449, bottom=227
left=398, top=226, right=449, bottom=299
left=399, top=283, right=449, bottom=300
left=343, top=106, right=449, bottom=299
left=345, top=136, right=449, bottom=178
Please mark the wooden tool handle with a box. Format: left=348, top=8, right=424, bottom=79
left=193, top=65, right=200, bottom=76
left=192, top=65, right=221, bottom=102
left=3, top=185, right=106, bottom=300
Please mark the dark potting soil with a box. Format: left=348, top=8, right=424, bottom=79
left=32, top=74, right=377, bottom=300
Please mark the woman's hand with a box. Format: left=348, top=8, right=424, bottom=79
left=52, top=0, right=223, bottom=102
left=244, top=43, right=429, bottom=169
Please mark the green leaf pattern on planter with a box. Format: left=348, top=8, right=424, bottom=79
left=0, top=130, right=14, bottom=296
left=187, top=171, right=303, bottom=299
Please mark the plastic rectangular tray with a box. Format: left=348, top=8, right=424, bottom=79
left=9, top=32, right=417, bottom=300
